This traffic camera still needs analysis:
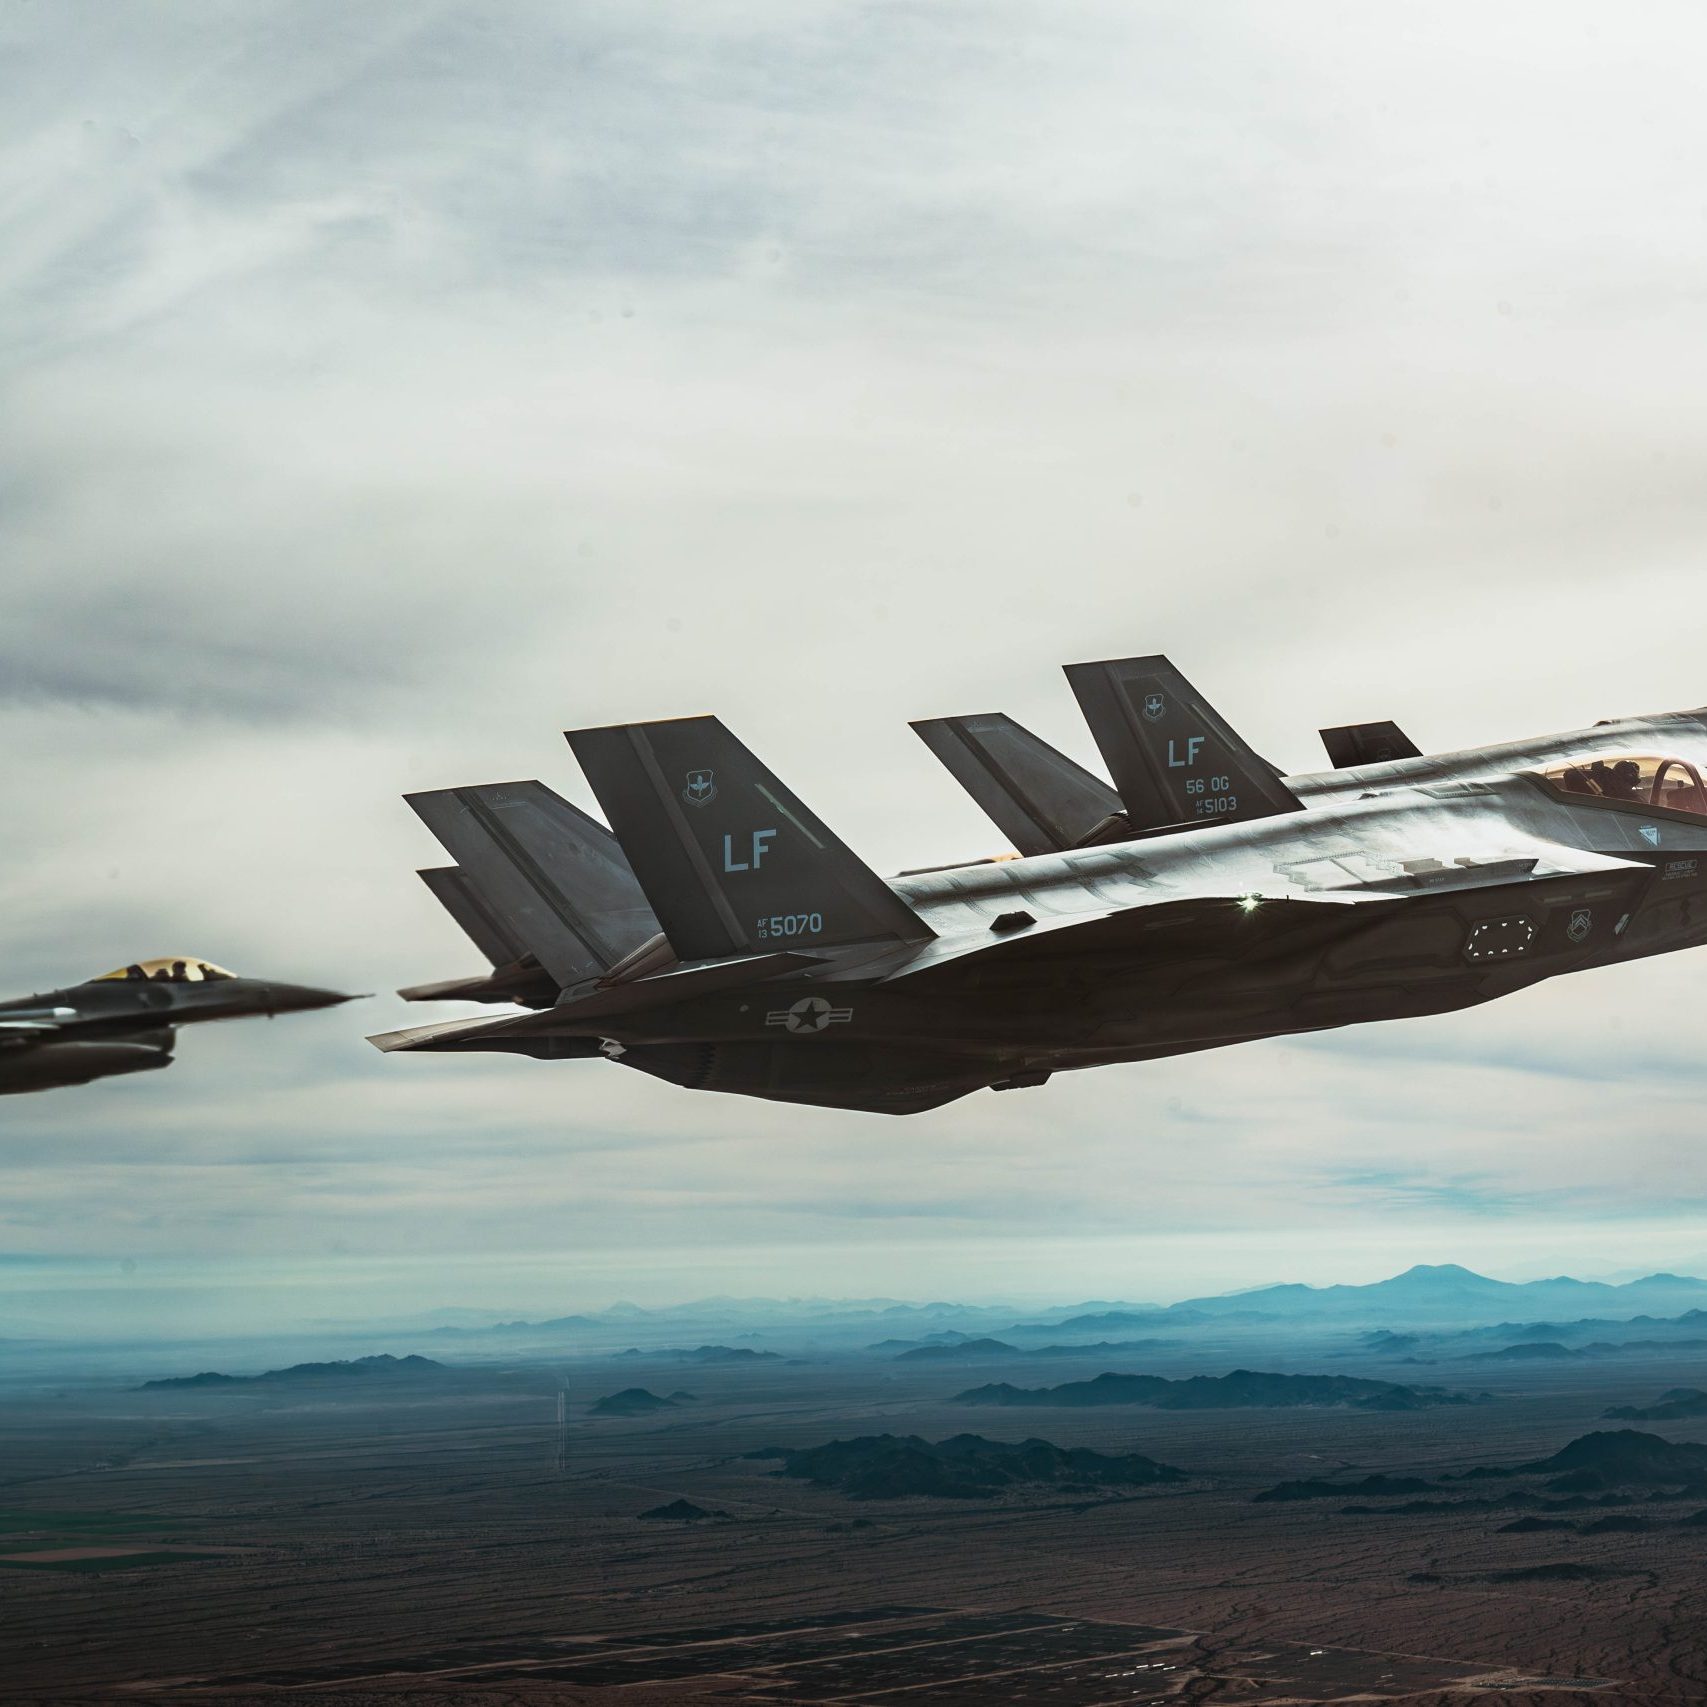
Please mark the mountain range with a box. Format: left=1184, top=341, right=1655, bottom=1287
left=253, top=1266, right=1707, bottom=1355
left=141, top=1354, right=446, bottom=1390
left=749, top=1433, right=1184, bottom=1499
left=1158, top=1265, right=1707, bottom=1326
left=955, top=1369, right=1482, bottom=1411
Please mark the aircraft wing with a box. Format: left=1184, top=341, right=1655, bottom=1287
left=881, top=891, right=1393, bottom=983
left=885, top=837, right=1648, bottom=984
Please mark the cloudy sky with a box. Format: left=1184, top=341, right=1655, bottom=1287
left=7, top=2, right=1707, bottom=1332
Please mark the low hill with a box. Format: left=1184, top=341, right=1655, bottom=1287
left=638, top=1499, right=727, bottom=1522
left=894, top=1337, right=1177, bottom=1361
left=954, top=1369, right=1479, bottom=1412
left=682, top=1344, right=780, bottom=1363
left=141, top=1354, right=445, bottom=1390
left=428, top=1313, right=602, bottom=1337
left=590, top=1388, right=678, bottom=1416
left=1467, top=1341, right=1582, bottom=1362
left=618, top=1345, right=782, bottom=1364
left=1605, top=1388, right=1707, bottom=1422
left=1521, top=1429, right=1707, bottom=1484
left=895, top=1338, right=1017, bottom=1361
left=867, top=1330, right=978, bottom=1352
left=749, top=1433, right=1184, bottom=1500
left=1007, top=1309, right=1178, bottom=1335
left=1021, top=1339, right=1181, bottom=1358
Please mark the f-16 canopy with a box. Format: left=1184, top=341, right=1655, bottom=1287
left=90, top=958, right=238, bottom=984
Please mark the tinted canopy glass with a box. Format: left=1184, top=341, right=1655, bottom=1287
left=91, top=957, right=239, bottom=984
left=1540, top=754, right=1707, bottom=818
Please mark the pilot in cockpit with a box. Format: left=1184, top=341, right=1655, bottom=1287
left=1586, top=758, right=1641, bottom=801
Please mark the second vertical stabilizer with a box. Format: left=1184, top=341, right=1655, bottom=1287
left=407, top=782, right=659, bottom=991
left=910, top=713, right=1124, bottom=853
left=1064, top=654, right=1302, bottom=829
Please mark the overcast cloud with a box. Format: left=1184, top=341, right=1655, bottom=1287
left=5, top=2, right=1707, bottom=1325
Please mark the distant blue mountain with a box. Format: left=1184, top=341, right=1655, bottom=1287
left=142, top=1354, right=445, bottom=1390
left=1163, top=1265, right=1707, bottom=1325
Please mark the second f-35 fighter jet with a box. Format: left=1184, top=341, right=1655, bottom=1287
left=0, top=958, right=357, bottom=1094
left=373, top=655, right=1707, bottom=1114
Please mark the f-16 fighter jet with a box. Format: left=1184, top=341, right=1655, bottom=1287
left=373, top=654, right=1707, bottom=1114
left=0, top=958, right=357, bottom=1094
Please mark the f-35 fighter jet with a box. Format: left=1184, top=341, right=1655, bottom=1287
left=373, top=655, right=1707, bottom=1114
left=0, top=958, right=357, bottom=1094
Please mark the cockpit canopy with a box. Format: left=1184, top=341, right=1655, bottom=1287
left=91, top=957, right=239, bottom=984
left=1539, top=753, right=1707, bottom=819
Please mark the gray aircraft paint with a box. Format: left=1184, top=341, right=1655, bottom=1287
left=0, top=964, right=355, bottom=1095
left=375, top=658, right=1707, bottom=1115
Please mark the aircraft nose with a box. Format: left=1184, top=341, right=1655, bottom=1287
left=263, top=983, right=365, bottom=1014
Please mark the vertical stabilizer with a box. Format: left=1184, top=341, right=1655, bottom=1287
left=417, top=867, right=530, bottom=968
left=566, top=716, right=932, bottom=962
left=1064, top=654, right=1302, bottom=829
left=910, top=713, right=1124, bottom=854
left=406, top=783, right=659, bottom=990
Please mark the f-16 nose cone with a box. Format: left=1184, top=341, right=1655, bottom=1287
left=263, top=983, right=365, bottom=1014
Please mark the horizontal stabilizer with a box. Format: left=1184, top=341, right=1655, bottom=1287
left=396, top=965, right=557, bottom=1006
left=911, top=713, right=1124, bottom=854
left=1064, top=654, right=1302, bottom=830
left=370, top=949, right=819, bottom=1051
left=566, top=716, right=932, bottom=962
left=407, top=782, right=659, bottom=991
left=467, top=950, right=821, bottom=1030
left=369, top=1015, right=511, bottom=1053
left=1319, top=719, right=1422, bottom=768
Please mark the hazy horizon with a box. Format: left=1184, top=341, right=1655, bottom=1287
left=11, top=1226, right=1707, bottom=1344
